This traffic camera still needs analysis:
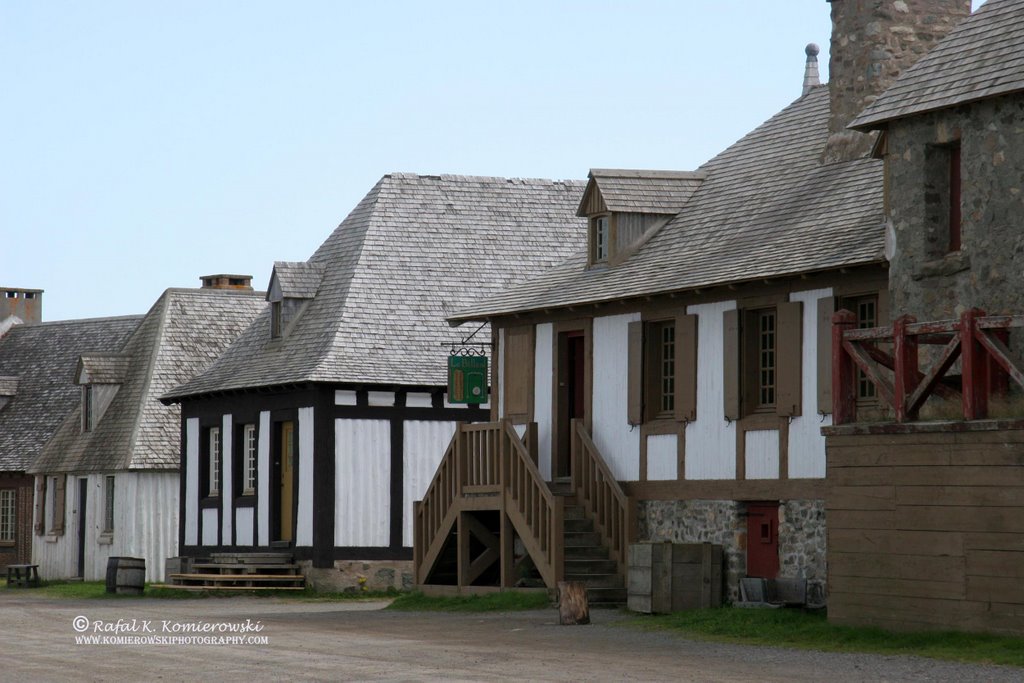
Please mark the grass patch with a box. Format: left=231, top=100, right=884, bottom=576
left=624, top=607, right=1024, bottom=668
left=18, top=580, right=404, bottom=601
left=386, top=590, right=550, bottom=612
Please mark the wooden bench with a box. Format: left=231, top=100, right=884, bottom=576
left=6, top=564, right=40, bottom=588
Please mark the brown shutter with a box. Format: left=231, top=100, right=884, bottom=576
left=627, top=321, right=644, bottom=425
left=776, top=301, right=803, bottom=417
left=53, top=474, right=66, bottom=535
left=34, top=476, right=45, bottom=535
left=503, top=325, right=535, bottom=422
left=816, top=296, right=837, bottom=414
left=723, top=309, right=741, bottom=421
left=675, top=314, right=698, bottom=422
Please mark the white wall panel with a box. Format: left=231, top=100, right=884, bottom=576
left=592, top=313, right=641, bottom=480
left=335, top=390, right=358, bottom=406
left=684, top=300, right=738, bottom=480
left=296, top=406, right=315, bottom=547
left=235, top=507, right=255, bottom=547
left=221, top=414, right=233, bottom=544
left=646, top=434, right=677, bottom=481
left=402, top=420, right=457, bottom=546
left=406, top=392, right=433, bottom=408
left=367, top=391, right=394, bottom=407
left=534, top=322, right=554, bottom=480
left=788, top=288, right=832, bottom=478
left=745, top=430, right=780, bottom=479
left=185, top=417, right=199, bottom=545
left=335, top=419, right=390, bottom=547
left=258, top=411, right=270, bottom=546
left=201, top=508, right=218, bottom=546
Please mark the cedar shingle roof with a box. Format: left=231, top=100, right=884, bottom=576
left=579, top=169, right=705, bottom=216
left=163, top=173, right=586, bottom=399
left=851, top=0, right=1024, bottom=130
left=0, top=316, right=140, bottom=472
left=450, top=86, right=884, bottom=322
left=30, top=288, right=265, bottom=473
left=77, top=354, right=130, bottom=384
left=271, top=261, right=325, bottom=299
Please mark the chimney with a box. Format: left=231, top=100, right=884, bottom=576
left=822, top=0, right=971, bottom=163
left=200, top=274, right=253, bottom=291
left=802, top=43, right=821, bottom=96
left=0, top=287, right=43, bottom=324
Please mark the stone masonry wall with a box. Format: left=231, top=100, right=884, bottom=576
left=301, top=560, right=414, bottom=593
left=888, top=95, right=1024, bottom=324
left=639, top=499, right=827, bottom=605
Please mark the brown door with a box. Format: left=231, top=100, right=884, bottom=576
left=555, top=331, right=586, bottom=478
left=745, top=503, right=780, bottom=578
left=277, top=422, right=295, bottom=543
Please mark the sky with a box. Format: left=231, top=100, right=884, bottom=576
left=0, top=1, right=983, bottom=321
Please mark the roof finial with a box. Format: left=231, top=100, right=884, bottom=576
left=802, top=43, right=821, bottom=96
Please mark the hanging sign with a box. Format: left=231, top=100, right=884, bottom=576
left=447, top=355, right=488, bottom=404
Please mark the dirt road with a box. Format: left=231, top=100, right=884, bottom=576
left=0, top=593, right=1019, bottom=682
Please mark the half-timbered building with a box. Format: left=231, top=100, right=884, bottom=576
left=0, top=290, right=139, bottom=573
left=417, top=0, right=970, bottom=603
left=161, top=173, right=586, bottom=590
left=28, top=280, right=264, bottom=582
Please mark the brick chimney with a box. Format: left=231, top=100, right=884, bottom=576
left=0, top=287, right=43, bottom=324
left=200, top=274, right=253, bottom=290
left=822, top=0, right=971, bottom=163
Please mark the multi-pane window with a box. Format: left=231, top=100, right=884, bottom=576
left=242, top=424, right=257, bottom=496
left=593, top=215, right=609, bottom=263
left=758, top=310, right=777, bottom=408
left=103, top=475, right=115, bottom=533
left=659, top=324, right=676, bottom=414
left=271, top=300, right=283, bottom=339
left=0, top=489, right=15, bottom=543
left=209, top=427, right=221, bottom=496
left=82, top=385, right=94, bottom=432
left=842, top=295, right=879, bottom=400
left=644, top=320, right=676, bottom=419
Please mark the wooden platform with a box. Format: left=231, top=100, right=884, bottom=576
left=166, top=553, right=304, bottom=591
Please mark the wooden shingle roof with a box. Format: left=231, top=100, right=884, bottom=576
left=450, top=86, right=884, bottom=322
left=77, top=354, right=131, bottom=384
left=270, top=261, right=325, bottom=300
left=0, top=316, right=140, bottom=472
left=30, top=288, right=265, bottom=473
left=163, top=173, right=587, bottom=399
left=578, top=169, right=705, bottom=216
left=851, top=0, right=1024, bottom=130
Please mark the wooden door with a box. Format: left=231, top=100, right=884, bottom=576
left=278, top=422, right=295, bottom=543
left=745, top=503, right=779, bottom=578
left=76, top=478, right=88, bottom=578
left=555, top=331, right=586, bottom=478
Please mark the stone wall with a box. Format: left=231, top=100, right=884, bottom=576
left=824, top=0, right=970, bottom=163
left=301, top=559, right=414, bottom=593
left=887, top=95, right=1024, bottom=324
left=778, top=500, right=828, bottom=606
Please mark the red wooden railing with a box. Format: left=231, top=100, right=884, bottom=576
left=413, top=420, right=563, bottom=588
left=570, top=419, right=636, bottom=578
left=832, top=308, right=1021, bottom=424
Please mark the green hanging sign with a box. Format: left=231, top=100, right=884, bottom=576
left=447, top=355, right=488, bottom=404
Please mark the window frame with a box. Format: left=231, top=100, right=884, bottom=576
left=207, top=426, right=222, bottom=497
left=644, top=319, right=676, bottom=421
left=840, top=293, right=880, bottom=402
left=0, top=489, right=15, bottom=545
left=743, top=307, right=778, bottom=414
left=103, top=475, right=115, bottom=534
left=241, top=423, right=257, bottom=497
left=82, top=385, right=94, bottom=432
left=591, top=214, right=611, bottom=264
left=271, top=300, right=283, bottom=339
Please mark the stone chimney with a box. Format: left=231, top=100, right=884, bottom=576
left=823, top=0, right=971, bottom=163
left=200, top=274, right=253, bottom=290
left=0, top=287, right=42, bottom=324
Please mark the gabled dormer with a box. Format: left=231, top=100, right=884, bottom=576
left=578, top=169, right=705, bottom=268
left=267, top=261, right=325, bottom=341
left=0, top=376, right=17, bottom=412
left=75, top=353, right=129, bottom=432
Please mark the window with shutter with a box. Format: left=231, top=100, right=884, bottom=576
left=630, top=314, right=698, bottom=424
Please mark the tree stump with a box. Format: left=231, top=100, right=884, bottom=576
left=558, top=581, right=590, bottom=625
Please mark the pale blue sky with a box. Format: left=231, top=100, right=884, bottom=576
left=1, top=1, right=982, bottom=321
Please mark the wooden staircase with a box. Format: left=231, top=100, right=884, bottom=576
left=414, top=419, right=634, bottom=606
left=162, top=552, right=305, bottom=591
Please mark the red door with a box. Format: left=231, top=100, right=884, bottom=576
left=746, top=503, right=780, bottom=578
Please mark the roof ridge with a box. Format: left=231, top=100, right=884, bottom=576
left=18, top=314, right=144, bottom=328
left=384, top=171, right=584, bottom=186
left=120, top=290, right=171, bottom=470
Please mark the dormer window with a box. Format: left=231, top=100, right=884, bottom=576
left=592, top=215, right=610, bottom=263
left=271, top=300, right=283, bottom=339
left=82, top=385, right=94, bottom=432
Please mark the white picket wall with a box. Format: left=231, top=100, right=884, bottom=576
left=334, top=419, right=390, bottom=547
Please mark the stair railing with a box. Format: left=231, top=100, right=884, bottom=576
left=570, top=418, right=636, bottom=578
left=414, top=420, right=563, bottom=588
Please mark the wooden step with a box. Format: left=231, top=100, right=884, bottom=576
left=563, top=531, right=602, bottom=547
left=151, top=584, right=305, bottom=592
left=209, top=552, right=293, bottom=565
left=171, top=573, right=303, bottom=582
left=563, top=545, right=610, bottom=559
left=190, top=563, right=302, bottom=573
left=565, top=558, right=617, bottom=574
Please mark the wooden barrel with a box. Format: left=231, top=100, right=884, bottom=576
left=106, top=557, right=145, bottom=595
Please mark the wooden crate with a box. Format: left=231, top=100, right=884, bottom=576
left=627, top=542, right=722, bottom=614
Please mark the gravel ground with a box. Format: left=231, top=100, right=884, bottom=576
left=0, top=592, right=1020, bottom=682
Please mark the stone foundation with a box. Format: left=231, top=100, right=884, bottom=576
left=300, top=560, right=415, bottom=593
left=638, top=498, right=827, bottom=605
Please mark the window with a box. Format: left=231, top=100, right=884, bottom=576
left=242, top=424, right=257, bottom=496
left=208, top=427, right=221, bottom=496
left=841, top=294, right=879, bottom=400
left=103, top=475, right=115, bottom=534
left=82, top=385, right=94, bottom=432
left=47, top=476, right=58, bottom=533
left=747, top=309, right=777, bottom=410
left=0, top=489, right=14, bottom=544
left=645, top=320, right=676, bottom=418
left=592, top=215, right=610, bottom=263
left=725, top=303, right=802, bottom=419
left=271, top=300, right=283, bottom=339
